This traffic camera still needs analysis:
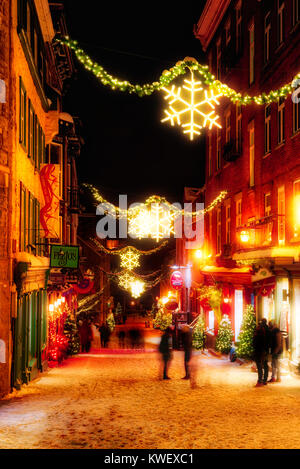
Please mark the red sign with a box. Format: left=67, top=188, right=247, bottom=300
left=165, top=300, right=179, bottom=311
left=170, top=271, right=184, bottom=290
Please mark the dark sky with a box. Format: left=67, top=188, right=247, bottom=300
left=61, top=1, right=206, bottom=206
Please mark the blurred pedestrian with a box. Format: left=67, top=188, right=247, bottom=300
left=268, top=321, right=283, bottom=383
left=118, top=329, right=126, bottom=349
left=181, top=325, right=193, bottom=380
left=79, top=318, right=93, bottom=353
left=99, top=323, right=106, bottom=348
left=159, top=327, right=173, bottom=380
left=103, top=323, right=111, bottom=348
left=253, top=319, right=270, bottom=387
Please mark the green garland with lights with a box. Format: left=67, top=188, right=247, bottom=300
left=56, top=36, right=300, bottom=105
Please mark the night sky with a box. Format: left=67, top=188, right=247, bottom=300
left=61, top=1, right=206, bottom=206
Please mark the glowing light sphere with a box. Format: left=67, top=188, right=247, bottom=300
left=130, top=280, right=145, bottom=299
left=240, top=231, right=250, bottom=243
left=120, top=248, right=140, bottom=271
left=161, top=71, right=222, bottom=140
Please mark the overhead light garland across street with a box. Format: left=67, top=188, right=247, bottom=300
left=56, top=36, right=300, bottom=139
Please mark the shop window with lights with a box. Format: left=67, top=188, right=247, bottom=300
left=278, top=186, right=285, bottom=245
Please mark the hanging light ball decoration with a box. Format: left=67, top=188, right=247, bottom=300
left=161, top=70, right=222, bottom=140
left=130, top=280, right=145, bottom=299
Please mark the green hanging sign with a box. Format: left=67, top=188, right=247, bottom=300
left=50, top=245, right=79, bottom=269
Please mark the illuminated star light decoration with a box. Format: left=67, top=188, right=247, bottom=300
left=161, top=71, right=222, bottom=140
left=128, top=203, right=175, bottom=242
left=120, top=248, right=141, bottom=271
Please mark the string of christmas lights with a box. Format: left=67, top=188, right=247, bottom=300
left=90, top=237, right=169, bottom=256
left=56, top=36, right=299, bottom=105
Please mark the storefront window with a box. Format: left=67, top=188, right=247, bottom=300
left=234, top=290, right=243, bottom=341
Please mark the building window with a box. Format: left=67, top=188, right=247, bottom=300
left=226, top=204, right=231, bottom=244
left=236, top=104, right=242, bottom=152
left=293, top=99, right=300, bottom=133
left=208, top=133, right=212, bottom=177
left=225, top=109, right=231, bottom=144
left=225, top=18, right=231, bottom=45
left=20, top=184, right=26, bottom=252
left=236, top=0, right=242, bottom=54
left=236, top=198, right=242, bottom=229
left=19, top=78, right=27, bottom=148
left=265, top=104, right=271, bottom=154
left=293, top=0, right=300, bottom=25
left=249, top=21, right=255, bottom=85
left=216, top=128, right=222, bottom=171
left=217, top=208, right=222, bottom=254
left=264, top=12, right=271, bottom=64
left=278, top=1, right=285, bottom=45
left=28, top=100, right=34, bottom=160
left=264, top=193, right=272, bottom=244
left=278, top=97, right=285, bottom=144
left=294, top=180, right=300, bottom=237
left=216, top=38, right=222, bottom=80
left=249, top=121, right=255, bottom=187
left=278, top=186, right=285, bottom=245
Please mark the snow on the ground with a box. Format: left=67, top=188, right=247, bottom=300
left=1, top=347, right=300, bottom=449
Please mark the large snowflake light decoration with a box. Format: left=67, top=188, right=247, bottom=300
left=120, top=248, right=140, bottom=271
left=161, top=71, right=222, bottom=140
left=128, top=203, right=175, bottom=242
left=118, top=271, right=136, bottom=290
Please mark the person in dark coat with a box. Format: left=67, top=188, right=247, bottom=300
left=253, top=319, right=270, bottom=387
left=79, top=319, right=93, bottom=353
left=99, top=323, right=107, bottom=348
left=159, top=327, right=173, bottom=380
left=268, top=321, right=283, bottom=383
left=181, top=325, right=193, bottom=379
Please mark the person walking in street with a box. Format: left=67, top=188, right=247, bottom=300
left=253, top=319, right=270, bottom=387
left=181, top=325, right=193, bottom=380
left=78, top=318, right=93, bottom=353
left=159, top=327, right=173, bottom=380
left=268, top=321, right=283, bottom=383
left=99, top=323, right=106, bottom=348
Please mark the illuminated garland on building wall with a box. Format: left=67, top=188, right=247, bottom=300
left=56, top=36, right=299, bottom=105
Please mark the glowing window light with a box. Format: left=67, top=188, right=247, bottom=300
left=195, top=249, right=203, bottom=259
left=161, top=71, right=222, bottom=140
left=240, top=231, right=250, bottom=243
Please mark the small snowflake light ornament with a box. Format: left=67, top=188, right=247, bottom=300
left=161, top=68, right=222, bottom=140
left=120, top=247, right=140, bottom=271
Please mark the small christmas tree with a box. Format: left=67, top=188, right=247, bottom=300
left=215, top=315, right=234, bottom=354
left=153, top=308, right=172, bottom=331
left=64, top=313, right=80, bottom=356
left=106, top=313, right=116, bottom=332
left=192, top=314, right=206, bottom=350
left=115, top=302, right=123, bottom=323
left=236, top=304, right=256, bottom=359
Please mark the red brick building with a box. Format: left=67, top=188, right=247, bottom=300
left=193, top=0, right=300, bottom=364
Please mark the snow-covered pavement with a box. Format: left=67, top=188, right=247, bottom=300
left=1, top=349, right=300, bottom=449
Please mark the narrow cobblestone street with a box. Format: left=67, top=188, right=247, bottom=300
left=1, top=345, right=300, bottom=450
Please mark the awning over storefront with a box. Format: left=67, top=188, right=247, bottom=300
left=200, top=265, right=252, bottom=286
